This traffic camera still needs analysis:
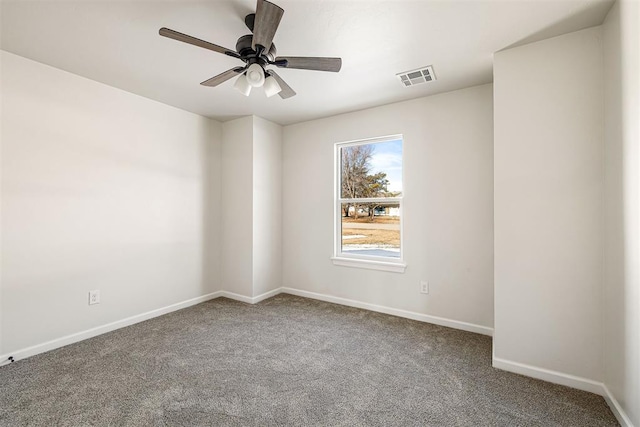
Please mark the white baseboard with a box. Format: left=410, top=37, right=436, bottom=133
left=280, top=287, right=494, bottom=336
left=492, top=355, right=604, bottom=394
left=217, top=290, right=254, bottom=304
left=252, top=288, right=282, bottom=303
left=218, top=288, right=281, bottom=305
left=216, top=287, right=493, bottom=337
left=0, top=291, right=222, bottom=367
left=492, top=355, right=634, bottom=426
left=602, top=384, right=635, bottom=427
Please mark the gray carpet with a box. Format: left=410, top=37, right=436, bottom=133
left=0, top=294, right=618, bottom=426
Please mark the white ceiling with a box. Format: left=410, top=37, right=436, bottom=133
left=1, top=0, right=613, bottom=125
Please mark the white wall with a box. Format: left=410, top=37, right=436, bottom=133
left=0, top=51, right=222, bottom=355
left=252, top=116, right=282, bottom=297
left=603, top=0, right=640, bottom=424
left=221, top=116, right=254, bottom=297
left=282, top=84, right=494, bottom=329
left=221, top=115, right=283, bottom=299
left=0, top=54, right=3, bottom=355
left=493, top=27, right=603, bottom=381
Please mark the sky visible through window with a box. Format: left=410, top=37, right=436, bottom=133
left=368, top=138, right=403, bottom=194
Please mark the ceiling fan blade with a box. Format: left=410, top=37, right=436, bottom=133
left=274, top=56, right=342, bottom=72
left=159, top=27, right=240, bottom=59
left=267, top=70, right=296, bottom=99
left=200, top=67, right=246, bottom=87
left=251, top=0, right=284, bottom=52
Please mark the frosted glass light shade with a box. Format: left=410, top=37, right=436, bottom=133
left=246, top=63, right=265, bottom=88
left=234, top=74, right=252, bottom=96
left=263, top=75, right=282, bottom=98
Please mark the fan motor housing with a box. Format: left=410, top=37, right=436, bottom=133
left=236, top=34, right=276, bottom=63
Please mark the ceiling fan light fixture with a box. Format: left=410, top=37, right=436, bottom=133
left=246, top=63, right=265, bottom=87
left=263, top=75, right=282, bottom=97
left=234, top=73, right=252, bottom=96
left=159, top=0, right=342, bottom=99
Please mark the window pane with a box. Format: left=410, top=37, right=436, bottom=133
left=341, top=202, right=400, bottom=258
left=341, top=139, right=403, bottom=199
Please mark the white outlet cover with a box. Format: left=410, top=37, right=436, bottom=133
left=89, top=290, right=100, bottom=305
left=420, top=281, right=429, bottom=294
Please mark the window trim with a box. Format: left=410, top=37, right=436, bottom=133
left=332, top=134, right=406, bottom=273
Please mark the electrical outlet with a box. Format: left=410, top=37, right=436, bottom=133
left=420, top=281, right=429, bottom=294
left=89, top=290, right=100, bottom=305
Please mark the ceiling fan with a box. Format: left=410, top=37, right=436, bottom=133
left=159, top=0, right=342, bottom=99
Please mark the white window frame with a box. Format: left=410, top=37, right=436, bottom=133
left=331, top=135, right=406, bottom=273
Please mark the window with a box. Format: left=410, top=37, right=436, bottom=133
left=332, top=135, right=405, bottom=273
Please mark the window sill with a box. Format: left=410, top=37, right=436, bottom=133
left=331, top=257, right=407, bottom=273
